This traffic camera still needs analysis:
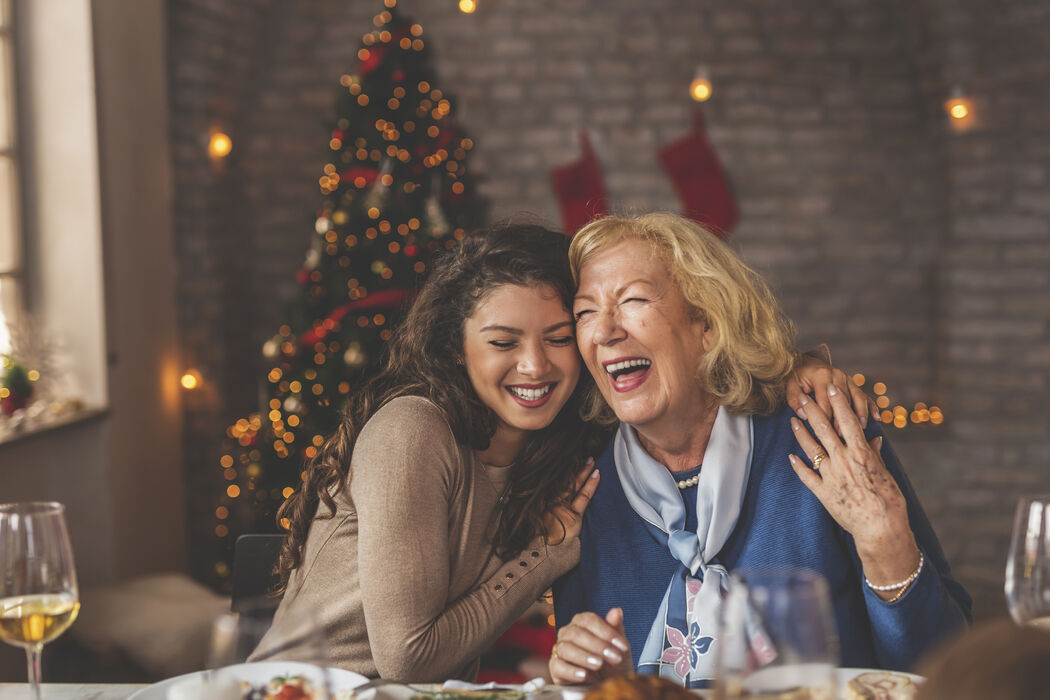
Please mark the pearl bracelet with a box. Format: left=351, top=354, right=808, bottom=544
left=864, top=551, right=925, bottom=593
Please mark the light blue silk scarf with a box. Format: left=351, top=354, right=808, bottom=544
left=614, top=407, right=753, bottom=686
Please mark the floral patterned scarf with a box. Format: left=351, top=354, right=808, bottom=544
left=613, top=408, right=753, bottom=687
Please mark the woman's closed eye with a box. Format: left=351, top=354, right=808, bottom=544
left=573, top=308, right=594, bottom=321
left=547, top=335, right=575, bottom=346
left=488, top=339, right=516, bottom=349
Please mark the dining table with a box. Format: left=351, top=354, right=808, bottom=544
left=0, top=683, right=146, bottom=700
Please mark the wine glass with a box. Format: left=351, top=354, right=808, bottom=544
left=714, top=567, right=839, bottom=700
left=0, top=502, right=80, bottom=700
left=203, top=596, right=333, bottom=699
left=1005, top=494, right=1050, bottom=629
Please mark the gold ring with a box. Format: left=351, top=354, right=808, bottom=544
left=812, top=451, right=827, bottom=470
left=551, top=642, right=559, bottom=662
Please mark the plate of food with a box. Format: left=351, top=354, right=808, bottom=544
left=126, top=661, right=369, bottom=700
left=839, top=668, right=923, bottom=699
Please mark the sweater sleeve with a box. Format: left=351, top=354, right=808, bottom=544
left=853, top=425, right=972, bottom=671
left=352, top=397, right=580, bottom=682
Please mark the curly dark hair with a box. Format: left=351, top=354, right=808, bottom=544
left=275, top=223, right=610, bottom=591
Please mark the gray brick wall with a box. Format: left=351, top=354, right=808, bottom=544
left=169, top=0, right=1049, bottom=619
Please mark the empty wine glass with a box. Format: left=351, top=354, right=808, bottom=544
left=0, top=502, right=80, bottom=700
left=205, top=596, right=333, bottom=698
left=715, top=567, right=839, bottom=700
left=1005, top=494, right=1050, bottom=629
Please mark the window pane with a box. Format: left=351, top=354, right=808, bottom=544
left=0, top=275, right=18, bottom=353
left=0, top=34, right=10, bottom=151
left=0, top=156, right=18, bottom=272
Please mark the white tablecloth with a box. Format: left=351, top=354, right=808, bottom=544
left=0, top=683, right=146, bottom=700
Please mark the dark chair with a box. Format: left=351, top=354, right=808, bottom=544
left=231, top=533, right=285, bottom=614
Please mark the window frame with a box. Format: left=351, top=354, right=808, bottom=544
left=0, top=0, right=25, bottom=354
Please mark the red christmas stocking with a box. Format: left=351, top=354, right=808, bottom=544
left=550, top=131, right=609, bottom=236
left=658, top=109, right=738, bottom=237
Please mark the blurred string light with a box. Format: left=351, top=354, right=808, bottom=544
left=459, top=0, right=477, bottom=13
left=689, top=65, right=712, bottom=102
left=208, top=130, right=233, bottom=160
left=944, top=86, right=975, bottom=132
left=851, top=373, right=944, bottom=429
left=180, top=369, right=202, bottom=390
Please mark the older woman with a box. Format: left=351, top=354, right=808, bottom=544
left=550, top=213, right=971, bottom=687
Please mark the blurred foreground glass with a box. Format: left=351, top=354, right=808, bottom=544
left=203, top=597, right=334, bottom=698
left=0, top=502, right=80, bottom=700
left=1005, top=494, right=1050, bottom=629
left=714, top=567, right=838, bottom=700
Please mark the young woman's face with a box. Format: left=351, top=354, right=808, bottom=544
left=462, top=283, right=581, bottom=444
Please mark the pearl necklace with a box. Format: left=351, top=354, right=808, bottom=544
left=675, top=473, right=701, bottom=489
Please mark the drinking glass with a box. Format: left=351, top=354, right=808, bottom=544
left=1005, top=494, right=1050, bottom=629
left=204, top=597, right=333, bottom=698
left=0, top=502, right=80, bottom=700
left=715, top=567, right=839, bottom=700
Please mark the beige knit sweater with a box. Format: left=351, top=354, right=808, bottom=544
left=250, top=396, right=580, bottom=682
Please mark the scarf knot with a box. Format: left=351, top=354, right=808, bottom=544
left=614, top=408, right=753, bottom=687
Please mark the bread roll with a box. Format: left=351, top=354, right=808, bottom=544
left=583, top=674, right=696, bottom=700
left=845, top=671, right=918, bottom=700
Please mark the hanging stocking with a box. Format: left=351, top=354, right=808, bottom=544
left=658, top=109, right=738, bottom=237
left=550, top=131, right=609, bottom=236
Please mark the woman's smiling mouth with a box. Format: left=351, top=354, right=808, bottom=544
left=506, top=382, right=557, bottom=406
left=603, top=357, right=652, bottom=392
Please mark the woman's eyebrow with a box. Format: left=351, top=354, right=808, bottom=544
left=479, top=320, right=575, bottom=334
left=479, top=325, right=522, bottom=334
left=574, top=278, right=656, bottom=302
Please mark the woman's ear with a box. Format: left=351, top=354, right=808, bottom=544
left=699, top=317, right=717, bottom=352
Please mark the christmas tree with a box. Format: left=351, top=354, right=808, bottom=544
left=211, top=0, right=486, bottom=584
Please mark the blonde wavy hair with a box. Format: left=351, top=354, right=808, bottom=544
left=569, top=212, right=799, bottom=419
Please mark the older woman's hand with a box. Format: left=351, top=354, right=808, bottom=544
left=787, top=385, right=922, bottom=601
left=787, top=353, right=875, bottom=428
left=549, top=608, right=633, bottom=685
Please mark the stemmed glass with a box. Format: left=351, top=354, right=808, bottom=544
left=0, top=502, right=80, bottom=700
left=201, top=597, right=333, bottom=698
left=1005, top=494, right=1050, bottom=629
left=715, top=567, right=839, bottom=699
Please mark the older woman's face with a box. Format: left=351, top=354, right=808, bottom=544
left=573, top=239, right=713, bottom=434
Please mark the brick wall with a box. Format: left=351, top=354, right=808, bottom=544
left=169, top=0, right=1050, bottom=618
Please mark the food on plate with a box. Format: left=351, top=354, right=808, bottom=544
left=583, top=674, right=697, bottom=700
left=845, top=671, right=918, bottom=700
left=241, top=674, right=319, bottom=700
left=407, top=690, right=525, bottom=700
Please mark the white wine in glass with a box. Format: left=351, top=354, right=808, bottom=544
left=1005, top=494, right=1050, bottom=629
left=0, top=502, right=80, bottom=700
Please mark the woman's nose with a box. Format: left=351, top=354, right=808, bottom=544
left=591, top=309, right=625, bottom=346
left=517, top=343, right=552, bottom=376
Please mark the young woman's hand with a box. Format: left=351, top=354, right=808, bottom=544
left=549, top=607, right=633, bottom=685
left=787, top=353, right=875, bottom=428
left=544, top=460, right=599, bottom=544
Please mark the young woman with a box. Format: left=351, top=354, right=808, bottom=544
left=250, top=224, right=608, bottom=682
left=250, top=222, right=866, bottom=682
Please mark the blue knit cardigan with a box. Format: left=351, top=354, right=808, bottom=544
left=553, top=404, right=972, bottom=672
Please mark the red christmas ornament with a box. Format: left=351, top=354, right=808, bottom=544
left=342, top=167, right=380, bottom=185
left=298, top=288, right=416, bottom=349
left=1, top=391, right=28, bottom=416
